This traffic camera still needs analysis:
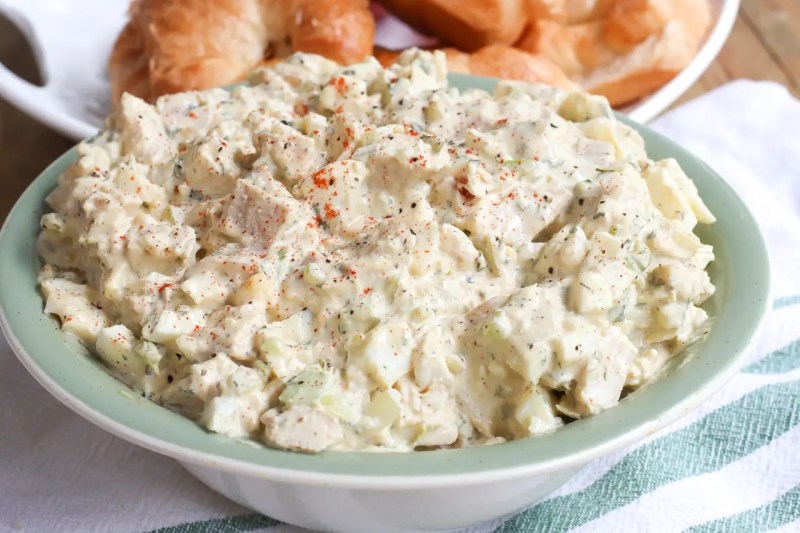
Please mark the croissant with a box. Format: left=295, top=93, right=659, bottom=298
left=108, top=0, right=374, bottom=102
left=516, top=0, right=711, bottom=105
left=377, top=0, right=529, bottom=51
left=526, top=0, right=615, bottom=24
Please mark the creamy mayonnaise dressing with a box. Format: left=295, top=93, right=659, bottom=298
left=37, top=50, right=715, bottom=453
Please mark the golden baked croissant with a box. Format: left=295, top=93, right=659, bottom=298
left=526, top=0, right=615, bottom=24
left=377, top=0, right=529, bottom=51
left=292, top=0, right=376, bottom=64
left=516, top=0, right=711, bottom=105
left=108, top=0, right=374, bottom=102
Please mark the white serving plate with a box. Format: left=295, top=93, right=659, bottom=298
left=0, top=0, right=738, bottom=141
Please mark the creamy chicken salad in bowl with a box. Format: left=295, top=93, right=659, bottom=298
left=0, top=50, right=769, bottom=532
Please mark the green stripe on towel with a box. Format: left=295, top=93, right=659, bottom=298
left=149, top=513, right=279, bottom=533
left=773, top=295, right=800, bottom=310
left=495, top=378, right=800, bottom=533
left=743, top=338, right=800, bottom=375
left=687, top=484, right=800, bottom=533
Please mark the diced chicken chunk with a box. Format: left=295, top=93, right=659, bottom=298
left=262, top=405, right=343, bottom=453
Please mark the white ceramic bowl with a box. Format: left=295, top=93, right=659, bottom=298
left=0, top=0, right=739, bottom=140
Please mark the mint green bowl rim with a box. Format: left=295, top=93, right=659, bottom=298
left=0, top=74, right=771, bottom=489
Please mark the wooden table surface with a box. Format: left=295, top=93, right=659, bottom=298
left=1, top=0, right=798, bottom=224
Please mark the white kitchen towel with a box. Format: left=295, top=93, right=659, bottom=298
left=2, top=79, right=799, bottom=533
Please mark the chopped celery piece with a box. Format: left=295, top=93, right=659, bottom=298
left=483, top=310, right=512, bottom=340
left=260, top=336, right=287, bottom=357
left=303, top=263, right=326, bottom=285
left=135, top=341, right=163, bottom=374
left=279, top=367, right=337, bottom=407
